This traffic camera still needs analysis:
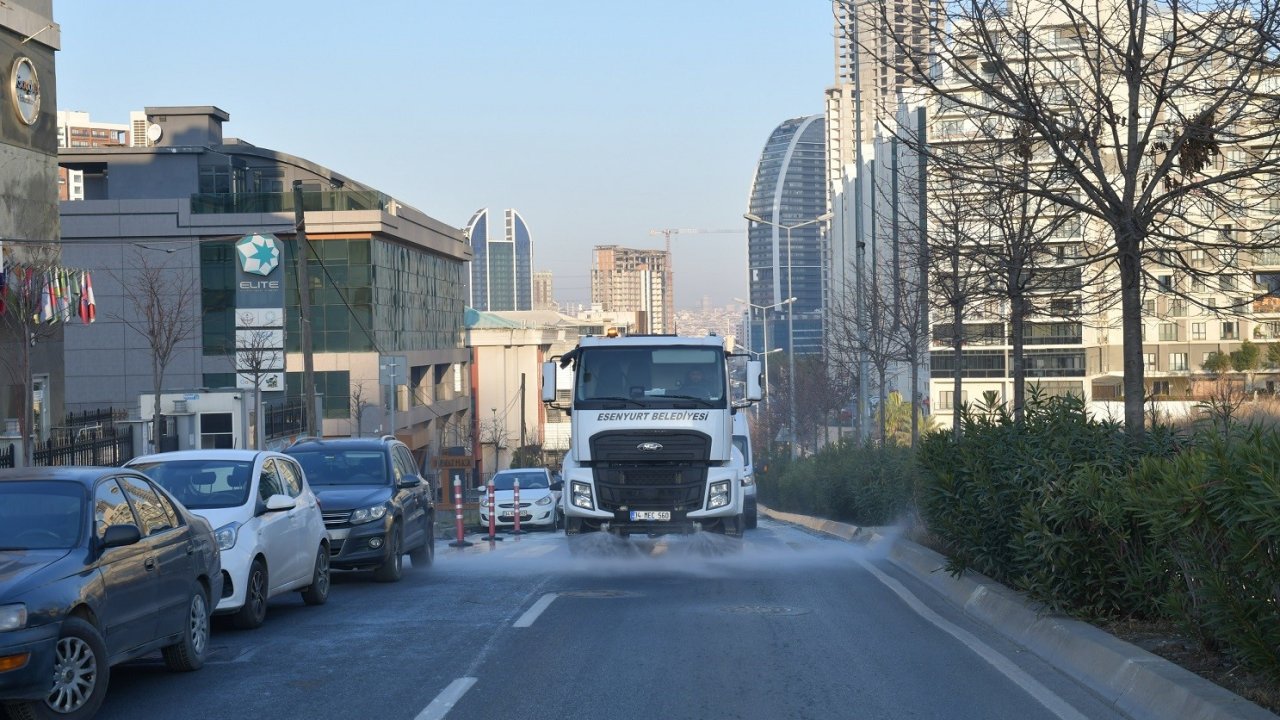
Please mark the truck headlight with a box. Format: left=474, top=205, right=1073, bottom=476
left=214, top=522, right=240, bottom=551
left=535, top=494, right=553, bottom=506
left=350, top=504, right=389, bottom=525
left=571, top=481, right=594, bottom=510
left=0, top=604, right=27, bottom=633
left=708, top=480, right=731, bottom=510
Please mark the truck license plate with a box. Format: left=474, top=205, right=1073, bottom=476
left=629, top=511, right=671, bottom=521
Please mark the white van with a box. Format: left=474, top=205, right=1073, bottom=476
left=731, top=411, right=757, bottom=529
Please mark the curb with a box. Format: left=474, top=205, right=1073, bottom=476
left=759, top=505, right=1279, bottom=720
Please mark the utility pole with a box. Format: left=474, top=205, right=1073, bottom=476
left=853, top=11, right=870, bottom=443
left=519, top=372, right=527, bottom=448
left=292, top=180, right=318, bottom=437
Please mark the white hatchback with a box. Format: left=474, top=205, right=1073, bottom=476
left=478, top=468, right=562, bottom=530
left=128, top=450, right=330, bottom=629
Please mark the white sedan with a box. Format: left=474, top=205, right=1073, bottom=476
left=127, top=450, right=329, bottom=629
left=479, top=468, right=562, bottom=530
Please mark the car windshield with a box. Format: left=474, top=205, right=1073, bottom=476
left=131, top=459, right=254, bottom=509
left=0, top=481, right=84, bottom=550
left=575, top=347, right=726, bottom=407
left=288, top=449, right=388, bottom=486
left=492, top=472, right=550, bottom=491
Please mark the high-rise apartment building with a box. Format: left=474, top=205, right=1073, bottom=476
left=745, top=115, right=828, bottom=357
left=590, top=246, right=671, bottom=334
left=532, top=270, right=555, bottom=310
left=466, top=208, right=533, bottom=312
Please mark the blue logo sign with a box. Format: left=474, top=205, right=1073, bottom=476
left=236, top=234, right=281, bottom=276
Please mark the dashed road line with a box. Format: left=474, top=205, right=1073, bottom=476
left=414, top=677, right=477, bottom=720
left=513, top=592, right=558, bottom=628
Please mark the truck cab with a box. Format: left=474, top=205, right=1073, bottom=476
left=542, top=334, right=762, bottom=541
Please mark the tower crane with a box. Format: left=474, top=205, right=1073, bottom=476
left=647, top=228, right=742, bottom=332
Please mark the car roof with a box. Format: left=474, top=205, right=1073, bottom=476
left=494, top=467, right=549, bottom=474
left=128, top=449, right=268, bottom=464
left=0, top=466, right=149, bottom=486
left=284, top=437, right=397, bottom=452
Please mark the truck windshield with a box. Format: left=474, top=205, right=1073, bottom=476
left=575, top=347, right=726, bottom=407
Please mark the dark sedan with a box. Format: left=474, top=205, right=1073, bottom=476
left=0, top=467, right=222, bottom=720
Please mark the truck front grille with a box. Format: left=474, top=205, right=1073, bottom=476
left=593, top=465, right=705, bottom=511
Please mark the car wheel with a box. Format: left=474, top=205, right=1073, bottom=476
left=408, top=516, right=434, bottom=568
left=162, top=588, right=210, bottom=671
left=300, top=545, right=331, bottom=606
left=5, top=617, right=110, bottom=720
left=232, top=558, right=269, bottom=630
left=372, top=525, right=403, bottom=583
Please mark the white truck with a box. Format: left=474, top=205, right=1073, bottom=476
left=541, top=332, right=762, bottom=541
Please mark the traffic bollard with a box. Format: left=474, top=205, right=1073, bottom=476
left=448, top=478, right=473, bottom=548
left=487, top=478, right=502, bottom=542
left=510, top=478, right=524, bottom=535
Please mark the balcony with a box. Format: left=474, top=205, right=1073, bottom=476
left=190, top=190, right=390, bottom=215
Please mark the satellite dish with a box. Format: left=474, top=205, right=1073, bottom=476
left=146, top=123, right=163, bottom=143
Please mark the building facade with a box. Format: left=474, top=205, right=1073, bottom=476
left=57, top=106, right=473, bottom=460
left=532, top=270, right=555, bottom=310
left=1, top=1, right=63, bottom=457
left=745, top=115, right=827, bottom=357
left=590, top=245, right=671, bottom=334
left=56, top=110, right=129, bottom=201
left=466, top=207, right=533, bottom=312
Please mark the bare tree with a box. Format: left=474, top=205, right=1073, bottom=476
left=851, top=0, right=1280, bottom=435
left=235, top=328, right=283, bottom=449
left=113, top=251, right=198, bottom=453
left=0, top=244, right=63, bottom=465
left=349, top=381, right=376, bottom=437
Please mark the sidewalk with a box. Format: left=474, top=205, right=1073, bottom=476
left=760, top=505, right=1279, bottom=720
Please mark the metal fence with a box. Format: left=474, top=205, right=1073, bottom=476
left=32, top=426, right=135, bottom=467
left=0, top=443, right=13, bottom=469
left=265, top=399, right=307, bottom=440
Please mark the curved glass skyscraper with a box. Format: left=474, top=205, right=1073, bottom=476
left=745, top=115, right=827, bottom=357
left=467, top=208, right=533, bottom=311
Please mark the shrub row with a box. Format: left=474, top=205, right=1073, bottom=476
left=761, top=393, right=1279, bottom=680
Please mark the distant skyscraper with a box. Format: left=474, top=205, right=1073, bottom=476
left=466, top=208, right=533, bottom=311
left=745, top=115, right=827, bottom=357
left=533, top=270, right=555, bottom=310
left=591, top=246, right=671, bottom=334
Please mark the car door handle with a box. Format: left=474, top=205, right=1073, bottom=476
left=144, top=557, right=157, bottom=571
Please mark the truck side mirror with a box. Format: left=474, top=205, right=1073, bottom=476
left=541, top=361, right=557, bottom=402
left=746, top=360, right=763, bottom=402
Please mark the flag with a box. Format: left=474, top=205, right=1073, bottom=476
left=39, top=271, right=54, bottom=323
left=84, top=271, right=96, bottom=323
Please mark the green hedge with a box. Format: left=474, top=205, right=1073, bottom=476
left=756, top=440, right=917, bottom=527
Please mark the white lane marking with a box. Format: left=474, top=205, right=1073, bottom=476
left=513, top=592, right=558, bottom=628
left=414, top=677, right=477, bottom=720
left=856, top=557, right=1091, bottom=720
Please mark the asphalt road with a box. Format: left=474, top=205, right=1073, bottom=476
left=5, top=520, right=1132, bottom=720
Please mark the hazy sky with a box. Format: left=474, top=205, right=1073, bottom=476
left=54, top=1, right=834, bottom=309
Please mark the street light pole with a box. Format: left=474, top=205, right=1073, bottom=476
left=735, top=296, right=793, bottom=456
left=744, top=211, right=832, bottom=459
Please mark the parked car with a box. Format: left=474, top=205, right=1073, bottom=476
left=284, top=436, right=434, bottom=582
left=732, top=412, right=758, bottom=529
left=479, top=468, right=563, bottom=531
left=0, top=467, right=221, bottom=720
left=126, top=450, right=329, bottom=630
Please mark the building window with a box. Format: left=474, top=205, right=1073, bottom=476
left=1159, top=323, right=1179, bottom=341
left=938, top=390, right=968, bottom=409
left=1143, top=299, right=1157, bottom=315
left=200, top=413, right=234, bottom=449
left=1143, top=353, right=1157, bottom=372
left=1222, top=321, right=1239, bottom=340
left=1219, top=275, right=1236, bottom=292
left=1169, top=299, right=1187, bottom=317
left=1191, top=322, right=1207, bottom=341
left=1157, top=275, right=1173, bottom=291
left=1169, top=353, right=1188, bottom=371
left=1152, top=380, right=1171, bottom=396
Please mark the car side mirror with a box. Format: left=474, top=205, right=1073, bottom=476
left=264, top=494, right=296, bottom=512
left=101, top=524, right=142, bottom=549
left=550, top=480, right=563, bottom=491
left=398, top=476, right=420, bottom=489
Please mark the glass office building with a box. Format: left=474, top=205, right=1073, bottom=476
left=745, top=115, right=827, bottom=357
left=467, top=208, right=533, bottom=312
